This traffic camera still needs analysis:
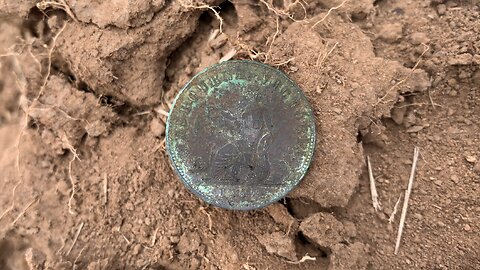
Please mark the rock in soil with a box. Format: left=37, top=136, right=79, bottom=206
left=256, top=232, right=298, bottom=261
left=299, top=212, right=345, bottom=249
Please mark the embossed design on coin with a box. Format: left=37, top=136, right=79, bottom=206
left=166, top=60, right=315, bottom=210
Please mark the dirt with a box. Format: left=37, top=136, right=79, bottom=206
left=0, top=0, right=479, bottom=269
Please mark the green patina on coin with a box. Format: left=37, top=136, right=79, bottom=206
left=166, top=60, right=315, bottom=210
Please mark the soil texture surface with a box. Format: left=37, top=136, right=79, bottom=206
left=0, top=0, right=479, bottom=269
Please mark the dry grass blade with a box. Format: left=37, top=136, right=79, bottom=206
left=367, top=156, right=382, bottom=212
left=67, top=222, right=84, bottom=255
left=103, top=172, right=108, bottom=205
left=11, top=197, right=38, bottom=225
left=0, top=182, right=21, bottom=222
left=316, top=42, right=339, bottom=67
left=389, top=193, right=403, bottom=223
left=394, top=147, right=420, bottom=255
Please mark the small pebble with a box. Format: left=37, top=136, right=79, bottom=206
left=377, top=23, right=403, bottom=43
left=437, top=4, right=447, bottom=15
left=465, top=155, right=477, bottom=163
left=150, top=118, right=166, bottom=137
left=464, top=224, right=471, bottom=231
left=450, top=175, right=459, bottom=183
left=473, top=162, right=480, bottom=173
left=434, top=180, right=442, bottom=186
left=132, top=244, right=142, bottom=255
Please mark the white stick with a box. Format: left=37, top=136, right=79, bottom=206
left=67, top=222, right=84, bottom=255
left=394, top=147, right=420, bottom=255
left=389, top=193, right=403, bottom=224
left=367, top=156, right=382, bottom=212
left=103, top=173, right=108, bottom=205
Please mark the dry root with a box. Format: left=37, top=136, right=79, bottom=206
left=36, top=0, right=78, bottom=22
left=179, top=1, right=224, bottom=33
left=311, top=0, right=349, bottom=29
left=376, top=44, right=430, bottom=105
left=260, top=0, right=307, bottom=22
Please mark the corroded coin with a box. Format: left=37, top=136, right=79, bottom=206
left=166, top=60, right=315, bottom=210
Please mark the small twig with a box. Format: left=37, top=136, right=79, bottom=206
left=285, top=253, right=316, bottom=264
left=67, top=153, right=77, bottom=215
left=427, top=88, right=441, bottom=109
left=56, top=238, right=66, bottom=255
left=199, top=207, right=213, bottom=231
left=120, top=232, right=131, bottom=245
left=316, top=42, right=339, bottom=67
left=150, top=227, right=159, bottom=247
left=67, top=222, right=84, bottom=255
left=0, top=182, right=21, bottom=222
left=367, top=156, right=382, bottom=212
left=388, top=193, right=403, bottom=224
left=72, top=245, right=86, bottom=270
left=377, top=44, right=430, bottom=105
left=311, top=0, right=349, bottom=29
left=103, top=172, right=108, bottom=205
left=219, top=48, right=237, bottom=63
left=271, top=57, right=295, bottom=67
left=285, top=220, right=294, bottom=236
left=394, top=147, right=420, bottom=255
left=11, top=197, right=38, bottom=225
left=154, top=107, right=169, bottom=117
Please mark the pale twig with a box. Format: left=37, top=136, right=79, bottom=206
left=199, top=207, right=213, bottom=231
left=388, top=193, right=403, bottom=224
left=120, top=232, right=131, bottom=244
left=67, top=154, right=77, bottom=215
left=377, top=44, right=429, bottom=104
left=72, top=245, right=86, bottom=270
left=285, top=220, right=294, bottom=236
left=285, top=254, right=316, bottom=264
left=367, top=156, right=382, bottom=212
left=56, top=238, right=66, bottom=255
left=149, top=227, right=159, bottom=247
left=0, top=182, right=21, bottom=222
left=394, top=147, right=420, bottom=255
left=311, top=0, right=349, bottom=29
left=219, top=48, right=237, bottom=63
left=154, top=107, right=169, bottom=117
left=103, top=172, right=108, bottom=205
left=11, top=197, right=38, bottom=225
left=67, top=222, right=84, bottom=255
left=316, top=42, right=339, bottom=67
left=271, top=57, right=295, bottom=67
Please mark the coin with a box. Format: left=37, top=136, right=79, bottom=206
left=166, top=60, right=315, bottom=210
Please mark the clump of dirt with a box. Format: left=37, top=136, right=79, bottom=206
left=0, top=0, right=479, bottom=269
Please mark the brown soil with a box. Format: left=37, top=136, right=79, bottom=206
left=0, top=0, right=479, bottom=269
